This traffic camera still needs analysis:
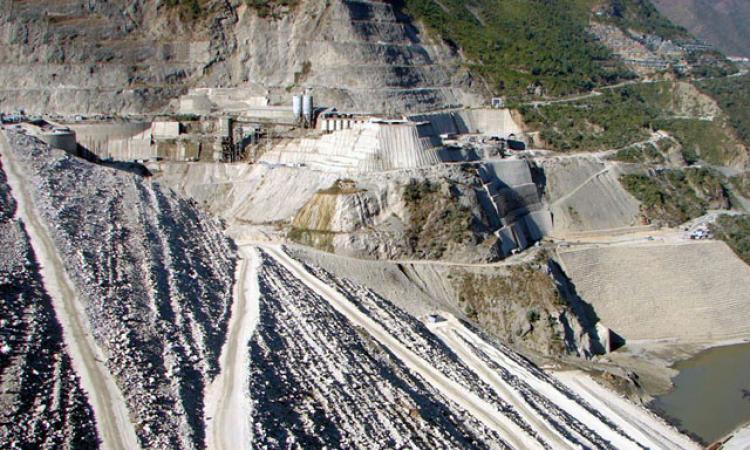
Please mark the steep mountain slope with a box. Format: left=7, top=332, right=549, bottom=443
left=0, top=0, right=720, bottom=115
left=652, top=0, right=750, bottom=57
left=0, top=0, right=479, bottom=114
left=399, top=0, right=630, bottom=97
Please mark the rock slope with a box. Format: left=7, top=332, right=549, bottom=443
left=0, top=0, right=479, bottom=115
left=0, top=155, right=100, bottom=449
left=4, top=129, right=237, bottom=449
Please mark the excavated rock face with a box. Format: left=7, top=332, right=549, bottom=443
left=0, top=0, right=480, bottom=115
left=216, top=0, right=482, bottom=113
left=289, top=173, right=502, bottom=262
left=0, top=0, right=229, bottom=114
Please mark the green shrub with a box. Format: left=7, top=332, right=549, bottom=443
left=620, top=168, right=729, bottom=225
left=711, top=215, right=750, bottom=265
left=244, top=0, right=298, bottom=17
left=164, top=0, right=203, bottom=19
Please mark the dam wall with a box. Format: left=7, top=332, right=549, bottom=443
left=260, top=120, right=442, bottom=172
left=409, top=109, right=524, bottom=136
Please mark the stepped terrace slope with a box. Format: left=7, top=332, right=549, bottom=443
left=0, top=0, right=479, bottom=115
left=558, top=240, right=750, bottom=343
left=261, top=119, right=445, bottom=172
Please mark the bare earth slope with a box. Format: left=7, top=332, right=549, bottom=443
left=3, top=129, right=237, bottom=449
left=558, top=241, right=750, bottom=343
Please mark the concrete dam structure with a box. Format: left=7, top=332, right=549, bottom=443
left=260, top=119, right=443, bottom=171
left=476, top=160, right=553, bottom=255
left=409, top=109, right=524, bottom=137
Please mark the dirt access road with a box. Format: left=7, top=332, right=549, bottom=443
left=205, top=246, right=261, bottom=450
left=0, top=130, right=140, bottom=450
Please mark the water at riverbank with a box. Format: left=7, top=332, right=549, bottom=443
left=651, top=342, right=750, bottom=444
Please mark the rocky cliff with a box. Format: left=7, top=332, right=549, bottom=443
left=0, top=0, right=480, bottom=115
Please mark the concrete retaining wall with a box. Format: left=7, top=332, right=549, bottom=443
left=409, top=109, right=523, bottom=136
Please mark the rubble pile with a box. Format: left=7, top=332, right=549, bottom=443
left=301, top=262, right=543, bottom=442
left=5, top=131, right=237, bottom=449
left=0, top=158, right=99, bottom=449
left=300, top=261, right=640, bottom=448
left=249, top=250, right=508, bottom=449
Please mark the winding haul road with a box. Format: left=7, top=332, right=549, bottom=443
left=0, top=131, right=140, bottom=450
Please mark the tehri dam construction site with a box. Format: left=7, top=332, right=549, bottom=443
left=1, top=0, right=750, bottom=449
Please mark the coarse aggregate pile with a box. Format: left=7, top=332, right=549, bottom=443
left=245, top=247, right=696, bottom=449
left=249, top=249, right=510, bottom=449
left=0, top=156, right=100, bottom=449
left=5, top=130, right=237, bottom=449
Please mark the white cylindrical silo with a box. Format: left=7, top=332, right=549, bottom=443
left=302, top=95, right=313, bottom=123
left=292, top=95, right=302, bottom=120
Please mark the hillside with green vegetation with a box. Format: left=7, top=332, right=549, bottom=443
left=600, top=0, right=690, bottom=39
left=399, top=0, right=633, bottom=98
left=398, top=0, right=727, bottom=99
left=698, top=74, right=750, bottom=148
left=711, top=214, right=750, bottom=265
left=653, top=118, right=745, bottom=166
left=620, top=168, right=729, bottom=226
left=519, top=85, right=659, bottom=151
left=520, top=80, right=747, bottom=166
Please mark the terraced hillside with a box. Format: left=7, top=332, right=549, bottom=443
left=652, top=0, right=750, bottom=58
left=558, top=241, right=750, bottom=343
left=0, top=0, right=225, bottom=114
left=0, top=0, right=479, bottom=114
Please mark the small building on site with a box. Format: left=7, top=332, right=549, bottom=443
left=317, top=109, right=372, bottom=132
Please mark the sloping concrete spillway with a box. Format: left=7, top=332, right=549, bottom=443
left=260, top=120, right=443, bottom=172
